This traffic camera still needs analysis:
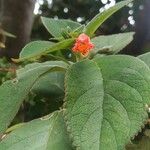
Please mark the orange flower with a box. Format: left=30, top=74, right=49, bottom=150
left=72, top=33, right=94, bottom=56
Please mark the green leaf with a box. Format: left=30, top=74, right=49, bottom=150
left=138, top=52, right=150, bottom=68
left=0, top=61, right=68, bottom=134
left=32, top=72, right=65, bottom=96
left=91, top=32, right=134, bottom=54
left=84, top=0, right=133, bottom=36
left=0, top=111, right=72, bottom=150
left=41, top=17, right=81, bottom=38
left=63, top=55, right=150, bottom=150
left=19, top=41, right=54, bottom=60
left=6, top=123, right=25, bottom=133
left=17, top=61, right=66, bottom=97
left=17, top=39, right=74, bottom=62
left=72, top=25, right=85, bottom=33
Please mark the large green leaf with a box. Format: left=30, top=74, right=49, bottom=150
left=63, top=55, right=150, bottom=150
left=17, top=61, right=65, bottom=96
left=17, top=39, right=74, bottom=62
left=138, top=52, right=150, bottom=68
left=0, top=61, right=68, bottom=134
left=41, top=17, right=81, bottom=38
left=0, top=111, right=72, bottom=150
left=91, top=32, right=134, bottom=54
left=32, top=72, right=65, bottom=97
left=84, top=0, right=133, bottom=37
left=17, top=61, right=65, bottom=97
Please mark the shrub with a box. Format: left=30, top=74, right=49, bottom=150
left=1, top=0, right=150, bottom=149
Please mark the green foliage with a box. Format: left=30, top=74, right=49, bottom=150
left=18, top=39, right=74, bottom=61
left=41, top=17, right=81, bottom=38
left=18, top=0, right=133, bottom=62
left=17, top=62, right=65, bottom=96
left=0, top=58, right=15, bottom=85
left=91, top=32, right=135, bottom=55
left=1, top=1, right=150, bottom=150
left=19, top=41, right=54, bottom=61
left=126, top=130, right=150, bottom=150
left=0, top=111, right=72, bottom=150
left=138, top=52, right=150, bottom=68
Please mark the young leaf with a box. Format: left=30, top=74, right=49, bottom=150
left=16, top=39, right=74, bottom=62
left=63, top=55, right=150, bottom=150
left=0, top=61, right=68, bottom=134
left=91, top=32, right=134, bottom=54
left=0, top=111, right=72, bottom=150
left=84, top=0, right=133, bottom=37
left=41, top=17, right=81, bottom=38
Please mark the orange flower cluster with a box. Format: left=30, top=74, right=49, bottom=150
left=72, top=33, right=94, bottom=56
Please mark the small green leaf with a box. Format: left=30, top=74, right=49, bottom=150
left=41, top=17, right=81, bottom=38
left=138, top=52, right=150, bottom=68
left=0, top=111, right=72, bottom=150
left=17, top=39, right=74, bottom=62
left=64, top=55, right=150, bottom=150
left=91, top=32, right=134, bottom=54
left=0, top=61, right=68, bottom=134
left=84, top=0, right=133, bottom=37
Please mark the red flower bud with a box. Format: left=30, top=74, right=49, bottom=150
left=72, top=33, right=94, bottom=56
